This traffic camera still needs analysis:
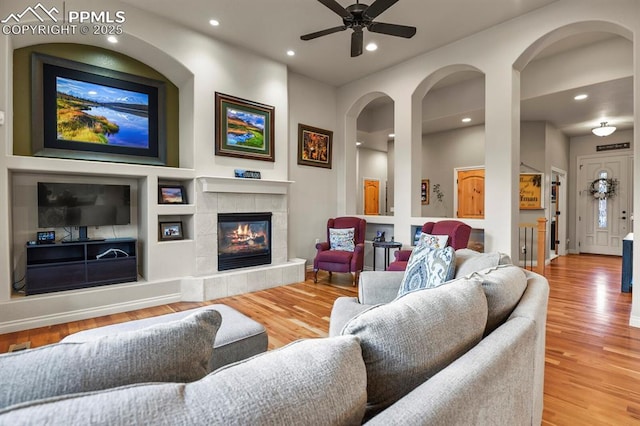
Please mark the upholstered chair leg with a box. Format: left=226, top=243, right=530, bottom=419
left=353, top=272, right=359, bottom=287
left=328, top=271, right=332, bottom=281
left=314, top=270, right=318, bottom=283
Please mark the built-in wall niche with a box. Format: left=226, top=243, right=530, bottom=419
left=10, top=172, right=140, bottom=296
left=156, top=178, right=195, bottom=243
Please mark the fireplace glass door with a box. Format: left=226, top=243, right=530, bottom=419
left=218, top=212, right=272, bottom=271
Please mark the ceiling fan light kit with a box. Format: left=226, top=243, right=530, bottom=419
left=592, top=122, right=616, bottom=137
left=301, top=0, right=417, bottom=57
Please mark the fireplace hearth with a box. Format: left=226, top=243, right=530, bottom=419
left=218, top=212, right=272, bottom=271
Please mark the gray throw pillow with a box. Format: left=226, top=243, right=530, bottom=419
left=0, top=336, right=367, bottom=426
left=467, top=264, right=528, bottom=334
left=454, top=248, right=512, bottom=278
left=0, top=310, right=221, bottom=410
left=397, top=245, right=456, bottom=297
left=342, top=278, right=487, bottom=419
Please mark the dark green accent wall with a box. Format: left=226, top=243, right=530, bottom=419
left=13, top=43, right=179, bottom=167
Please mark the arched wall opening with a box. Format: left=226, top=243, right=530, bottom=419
left=515, top=20, right=633, bottom=267
left=343, top=91, right=394, bottom=216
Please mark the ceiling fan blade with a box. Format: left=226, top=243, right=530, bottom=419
left=301, top=25, right=347, bottom=40
left=317, top=0, right=351, bottom=18
left=351, top=29, right=363, bottom=57
left=368, top=22, right=416, bottom=38
left=363, top=0, right=399, bottom=19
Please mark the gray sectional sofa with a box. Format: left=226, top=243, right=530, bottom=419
left=0, top=249, right=549, bottom=425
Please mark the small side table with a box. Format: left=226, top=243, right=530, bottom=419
left=372, top=241, right=402, bottom=271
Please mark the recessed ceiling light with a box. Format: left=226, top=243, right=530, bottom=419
left=365, top=42, right=378, bottom=52
left=574, top=94, right=588, bottom=100
left=388, top=133, right=395, bottom=138
left=461, top=117, right=472, bottom=123
left=209, top=19, right=220, bottom=26
left=107, top=36, right=118, bottom=44
left=286, top=50, right=295, bottom=56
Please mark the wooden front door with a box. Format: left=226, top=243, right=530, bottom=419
left=364, top=179, right=380, bottom=215
left=457, top=168, right=485, bottom=218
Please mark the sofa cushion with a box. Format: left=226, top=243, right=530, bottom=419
left=329, top=227, right=355, bottom=252
left=0, top=310, right=221, bottom=410
left=0, top=336, right=368, bottom=426
left=467, top=264, right=528, bottom=334
left=454, top=248, right=512, bottom=278
left=342, top=278, right=488, bottom=419
left=397, top=245, right=456, bottom=297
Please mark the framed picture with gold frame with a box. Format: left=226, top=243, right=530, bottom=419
left=297, top=123, right=333, bottom=169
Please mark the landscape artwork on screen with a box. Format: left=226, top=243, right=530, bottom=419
left=226, top=108, right=266, bottom=152
left=56, top=76, right=149, bottom=149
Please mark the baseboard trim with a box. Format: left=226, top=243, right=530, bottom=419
left=629, top=314, right=640, bottom=329
left=0, top=293, right=182, bottom=335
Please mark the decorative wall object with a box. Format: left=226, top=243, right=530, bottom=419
left=519, top=173, right=544, bottom=209
left=158, top=185, right=187, bottom=204
left=421, top=179, right=429, bottom=205
left=215, top=92, right=275, bottom=162
left=432, top=183, right=444, bottom=203
left=31, top=53, right=167, bottom=165
left=589, top=178, right=617, bottom=199
left=159, top=221, right=184, bottom=241
left=297, top=124, right=333, bottom=169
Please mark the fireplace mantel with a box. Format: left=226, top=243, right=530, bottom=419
left=198, top=176, right=294, bottom=195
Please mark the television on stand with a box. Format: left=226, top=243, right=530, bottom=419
left=37, top=182, right=131, bottom=242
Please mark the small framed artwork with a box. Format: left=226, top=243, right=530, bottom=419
left=297, top=123, right=333, bottom=169
left=421, top=179, right=429, bottom=205
left=158, top=185, right=187, bottom=204
left=159, top=221, right=184, bottom=241
left=215, top=92, right=275, bottom=162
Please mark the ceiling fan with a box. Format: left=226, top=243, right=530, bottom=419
left=300, top=0, right=417, bottom=57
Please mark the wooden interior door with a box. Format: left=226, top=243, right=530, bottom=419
left=457, top=168, right=485, bottom=218
left=364, top=179, right=380, bottom=215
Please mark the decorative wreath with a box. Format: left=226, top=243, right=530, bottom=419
left=589, top=178, right=617, bottom=200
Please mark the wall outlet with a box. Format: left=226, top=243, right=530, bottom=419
left=0, top=111, right=5, bottom=126
left=521, top=245, right=527, bottom=254
left=315, top=238, right=320, bottom=244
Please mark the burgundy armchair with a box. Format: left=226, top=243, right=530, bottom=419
left=387, top=220, right=472, bottom=271
left=313, top=217, right=367, bottom=286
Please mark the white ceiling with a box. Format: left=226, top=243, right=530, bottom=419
left=122, top=0, right=559, bottom=87
left=123, top=0, right=633, bottom=139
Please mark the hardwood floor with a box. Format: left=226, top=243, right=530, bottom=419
left=1, top=255, right=639, bottom=424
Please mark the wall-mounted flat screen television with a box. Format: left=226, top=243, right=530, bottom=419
left=37, top=182, right=131, bottom=231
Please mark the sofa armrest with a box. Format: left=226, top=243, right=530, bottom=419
left=358, top=271, right=404, bottom=305
left=329, top=297, right=374, bottom=337
left=394, top=249, right=412, bottom=262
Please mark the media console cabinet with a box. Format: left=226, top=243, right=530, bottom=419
left=25, top=238, right=137, bottom=295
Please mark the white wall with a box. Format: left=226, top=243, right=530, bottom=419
left=357, top=148, right=388, bottom=215
left=422, top=125, right=486, bottom=217
left=0, top=0, right=292, bottom=331
left=287, top=72, right=338, bottom=265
